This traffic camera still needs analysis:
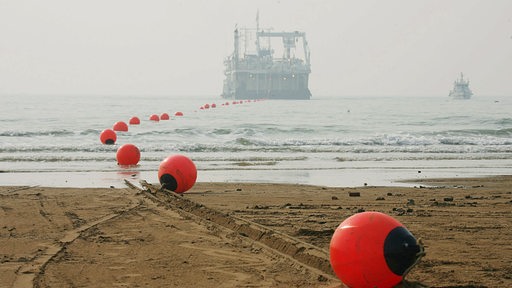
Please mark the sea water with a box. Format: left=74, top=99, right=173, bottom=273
left=0, top=94, right=511, bottom=187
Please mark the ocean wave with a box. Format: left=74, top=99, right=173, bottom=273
left=1, top=134, right=511, bottom=155
left=0, top=129, right=74, bottom=137
left=0, top=145, right=117, bottom=153
left=1, top=152, right=511, bottom=167
left=0, top=155, right=114, bottom=162
left=442, top=128, right=512, bottom=137
left=80, top=129, right=102, bottom=135
left=495, top=118, right=512, bottom=125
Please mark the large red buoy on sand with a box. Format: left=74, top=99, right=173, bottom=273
left=116, top=144, right=140, bottom=166
left=160, top=113, right=170, bottom=120
left=113, top=121, right=128, bottom=132
left=129, top=116, right=140, bottom=125
left=330, top=211, right=422, bottom=288
left=149, top=114, right=160, bottom=122
left=158, top=155, right=197, bottom=193
left=100, top=129, right=117, bottom=145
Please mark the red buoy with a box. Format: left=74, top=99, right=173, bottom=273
left=113, top=121, right=128, bottom=132
left=100, top=129, right=117, bottom=145
left=158, top=154, right=197, bottom=193
left=204, top=103, right=210, bottom=109
left=116, top=144, right=140, bottom=166
left=330, top=211, right=421, bottom=288
left=149, top=114, right=160, bottom=122
left=174, top=111, right=184, bottom=116
left=129, top=116, right=140, bottom=125
left=211, top=103, right=217, bottom=108
left=160, top=113, right=170, bottom=120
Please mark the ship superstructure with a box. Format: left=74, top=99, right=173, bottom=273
left=222, top=15, right=311, bottom=100
left=449, top=73, right=473, bottom=99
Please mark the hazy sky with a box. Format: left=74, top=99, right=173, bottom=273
left=1, top=0, right=511, bottom=97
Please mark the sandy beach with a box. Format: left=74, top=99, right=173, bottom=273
left=1, top=176, right=511, bottom=287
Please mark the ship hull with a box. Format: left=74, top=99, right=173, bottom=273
left=222, top=71, right=311, bottom=100
left=449, top=92, right=472, bottom=99
left=222, top=90, right=311, bottom=100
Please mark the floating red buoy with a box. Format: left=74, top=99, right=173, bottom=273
left=211, top=103, right=217, bottom=108
left=113, top=121, right=128, bottom=132
left=116, top=144, right=140, bottom=166
left=174, top=111, right=184, bottom=116
left=129, top=116, right=140, bottom=125
left=158, top=154, right=197, bottom=193
left=149, top=114, right=160, bottom=122
left=100, top=129, right=117, bottom=145
left=204, top=104, right=210, bottom=109
left=160, top=113, right=170, bottom=120
left=330, top=211, right=422, bottom=288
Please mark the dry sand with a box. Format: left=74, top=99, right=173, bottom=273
left=0, top=176, right=511, bottom=287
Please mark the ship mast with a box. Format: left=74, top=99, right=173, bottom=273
left=233, top=25, right=239, bottom=64
left=256, top=10, right=261, bottom=54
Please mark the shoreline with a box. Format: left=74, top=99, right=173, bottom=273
left=1, top=168, right=510, bottom=189
left=1, top=176, right=511, bottom=287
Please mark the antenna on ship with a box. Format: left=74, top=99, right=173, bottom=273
left=256, top=10, right=261, bottom=53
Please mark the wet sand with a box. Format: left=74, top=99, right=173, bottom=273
left=1, top=176, right=511, bottom=287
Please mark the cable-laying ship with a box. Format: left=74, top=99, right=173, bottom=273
left=449, top=73, right=473, bottom=99
left=222, top=14, right=311, bottom=100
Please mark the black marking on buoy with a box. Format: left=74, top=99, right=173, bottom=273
left=383, top=226, right=420, bottom=276
left=160, top=174, right=178, bottom=191
left=105, top=139, right=115, bottom=145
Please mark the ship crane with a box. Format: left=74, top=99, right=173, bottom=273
left=257, top=31, right=310, bottom=65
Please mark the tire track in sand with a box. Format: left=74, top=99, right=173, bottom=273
left=125, top=180, right=335, bottom=281
left=11, top=192, right=142, bottom=288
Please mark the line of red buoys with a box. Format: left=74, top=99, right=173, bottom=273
left=99, top=98, right=265, bottom=191
left=102, top=98, right=265, bottom=146
left=98, top=99, right=425, bottom=284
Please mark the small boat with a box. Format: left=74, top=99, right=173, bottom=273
left=449, top=73, right=473, bottom=99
